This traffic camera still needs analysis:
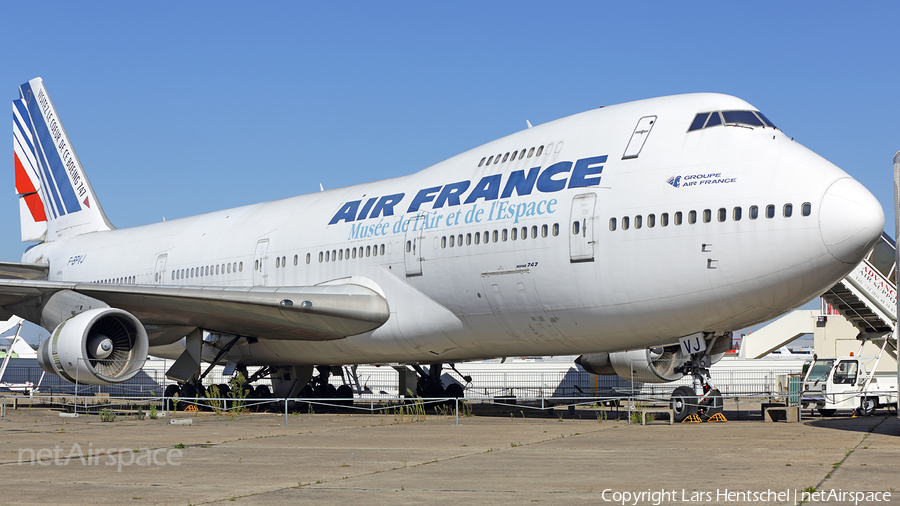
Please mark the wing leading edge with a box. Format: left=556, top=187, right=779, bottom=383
left=0, top=280, right=390, bottom=341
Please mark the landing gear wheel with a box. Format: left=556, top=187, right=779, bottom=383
left=164, top=385, right=179, bottom=410
left=671, top=386, right=697, bottom=423
left=817, top=408, right=836, bottom=417
left=857, top=397, right=877, bottom=417
left=700, top=389, right=723, bottom=421
left=335, top=385, right=354, bottom=407
left=445, top=383, right=464, bottom=398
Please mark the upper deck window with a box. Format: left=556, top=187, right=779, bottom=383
left=688, top=110, right=776, bottom=132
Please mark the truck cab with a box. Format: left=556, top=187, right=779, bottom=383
left=801, top=355, right=897, bottom=416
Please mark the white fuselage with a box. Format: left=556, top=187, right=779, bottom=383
left=21, top=93, right=884, bottom=366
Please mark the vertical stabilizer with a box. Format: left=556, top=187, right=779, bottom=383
left=13, top=78, right=113, bottom=242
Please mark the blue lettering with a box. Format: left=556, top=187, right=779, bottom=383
left=536, top=161, right=572, bottom=193
left=357, top=197, right=378, bottom=220
left=464, top=174, right=501, bottom=204
left=433, top=181, right=470, bottom=209
left=568, top=155, right=606, bottom=188
left=369, top=193, right=405, bottom=218
left=501, top=167, right=539, bottom=198
left=407, top=186, right=441, bottom=213
left=329, top=200, right=361, bottom=225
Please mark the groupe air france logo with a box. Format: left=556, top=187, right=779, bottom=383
left=666, top=175, right=681, bottom=188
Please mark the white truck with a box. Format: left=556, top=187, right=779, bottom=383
left=800, top=339, right=898, bottom=416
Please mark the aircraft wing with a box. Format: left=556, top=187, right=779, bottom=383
left=0, top=279, right=389, bottom=341
left=0, top=262, right=49, bottom=280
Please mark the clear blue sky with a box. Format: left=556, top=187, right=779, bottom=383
left=3, top=2, right=898, bottom=265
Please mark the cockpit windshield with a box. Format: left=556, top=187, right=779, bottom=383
left=688, top=110, right=776, bottom=132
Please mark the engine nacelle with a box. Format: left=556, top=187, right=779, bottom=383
left=37, top=308, right=149, bottom=385
left=575, top=346, right=687, bottom=383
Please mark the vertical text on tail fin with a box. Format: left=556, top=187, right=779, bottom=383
left=13, top=77, right=113, bottom=242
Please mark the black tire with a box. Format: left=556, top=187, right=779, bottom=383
left=254, top=384, right=271, bottom=399
left=164, top=385, right=179, bottom=410
left=445, top=383, right=464, bottom=398
left=700, top=389, right=723, bottom=421
left=335, top=384, right=354, bottom=407
left=817, top=408, right=836, bottom=417
left=857, top=397, right=877, bottom=417
left=671, top=386, right=697, bottom=422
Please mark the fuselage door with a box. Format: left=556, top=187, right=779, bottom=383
left=622, top=115, right=656, bottom=159
left=404, top=213, right=428, bottom=277
left=154, top=253, right=167, bottom=285
left=253, top=239, right=270, bottom=286
left=569, top=193, right=597, bottom=263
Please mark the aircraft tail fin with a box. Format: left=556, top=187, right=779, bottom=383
left=13, top=77, right=113, bottom=242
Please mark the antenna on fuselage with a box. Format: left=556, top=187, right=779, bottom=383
left=526, top=120, right=533, bottom=129
left=319, top=183, right=325, bottom=192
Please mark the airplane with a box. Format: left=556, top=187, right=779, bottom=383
left=0, top=317, right=42, bottom=395
left=6, top=77, right=884, bottom=421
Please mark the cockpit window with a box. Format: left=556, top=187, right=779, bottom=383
left=688, top=110, right=776, bottom=132
left=722, top=110, right=764, bottom=126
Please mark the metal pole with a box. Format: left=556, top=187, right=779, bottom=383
left=455, top=397, right=458, bottom=426
left=894, top=149, right=900, bottom=418
left=284, top=398, right=288, bottom=427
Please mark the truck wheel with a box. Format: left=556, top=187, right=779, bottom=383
left=857, top=397, right=877, bottom=416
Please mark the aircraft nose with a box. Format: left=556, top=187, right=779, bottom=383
left=819, top=177, right=884, bottom=263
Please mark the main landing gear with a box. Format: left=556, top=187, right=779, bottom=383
left=670, top=334, right=727, bottom=423
left=409, top=363, right=468, bottom=399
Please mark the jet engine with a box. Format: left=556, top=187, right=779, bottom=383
left=37, top=308, right=149, bottom=385
left=575, top=346, right=688, bottom=383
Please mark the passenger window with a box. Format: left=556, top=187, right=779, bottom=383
left=519, top=150, right=525, bottom=160
left=486, top=156, right=493, bottom=165
left=493, top=230, right=498, bottom=242
left=688, top=211, right=697, bottom=224
left=527, top=147, right=534, bottom=158
left=352, top=248, right=357, bottom=259
left=733, top=207, right=742, bottom=221
left=623, top=217, right=630, bottom=230
left=345, top=249, right=349, bottom=259
left=647, top=214, right=655, bottom=228
left=521, top=226, right=527, bottom=239
left=511, top=228, right=518, bottom=240
left=325, top=251, right=330, bottom=262
left=457, top=234, right=463, bottom=246
left=466, top=233, right=472, bottom=245
left=275, top=257, right=280, bottom=268
left=783, top=203, right=793, bottom=218
left=502, top=152, right=509, bottom=162
left=306, top=253, right=310, bottom=264
left=339, top=249, right=344, bottom=260
left=502, top=229, right=508, bottom=241
left=536, top=145, right=544, bottom=156
left=661, top=213, right=669, bottom=227
left=494, top=154, right=501, bottom=164
left=635, top=215, right=642, bottom=229
left=573, top=221, right=581, bottom=235
left=750, top=206, right=759, bottom=220
left=552, top=223, right=559, bottom=236
left=474, top=232, right=481, bottom=245
left=441, top=236, right=447, bottom=248
left=703, top=210, right=711, bottom=223
left=766, top=205, right=775, bottom=219
left=239, top=262, right=242, bottom=272
left=610, top=218, right=617, bottom=231
left=802, top=202, right=811, bottom=216
left=406, top=240, right=411, bottom=253
left=718, top=208, right=726, bottom=222
left=511, top=151, right=518, bottom=160
left=531, top=226, right=537, bottom=238
left=380, top=244, right=385, bottom=255
left=541, top=224, right=548, bottom=238
left=674, top=212, right=682, bottom=226
left=294, top=254, right=298, bottom=265
left=479, top=157, right=486, bottom=167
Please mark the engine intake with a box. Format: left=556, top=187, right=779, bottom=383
left=575, top=346, right=687, bottom=383
left=37, top=308, right=149, bottom=385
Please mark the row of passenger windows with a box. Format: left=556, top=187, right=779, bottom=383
left=318, top=243, right=389, bottom=263
left=171, top=262, right=243, bottom=280
left=688, top=110, right=776, bottom=132
left=94, top=276, right=137, bottom=284
left=439, top=223, right=559, bottom=248
left=608, top=203, right=811, bottom=231
left=477, top=141, right=562, bottom=167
